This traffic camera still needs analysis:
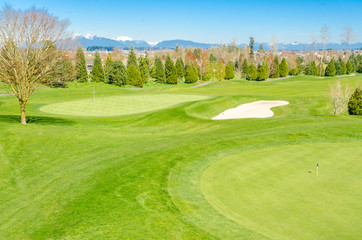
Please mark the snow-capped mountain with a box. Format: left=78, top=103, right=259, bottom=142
left=75, top=35, right=362, bottom=51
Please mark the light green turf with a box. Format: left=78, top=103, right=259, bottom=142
left=39, top=94, right=209, bottom=116
left=201, top=142, right=362, bottom=240
left=0, top=74, right=361, bottom=239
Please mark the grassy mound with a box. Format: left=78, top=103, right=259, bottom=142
left=40, top=94, right=209, bottom=116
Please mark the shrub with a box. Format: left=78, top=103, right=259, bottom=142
left=289, top=68, right=299, bottom=76
left=346, top=60, right=353, bottom=74
left=348, top=88, right=362, bottom=115
left=225, top=65, right=235, bottom=80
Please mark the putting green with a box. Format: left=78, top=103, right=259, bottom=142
left=40, top=94, right=209, bottom=116
left=201, top=142, right=362, bottom=240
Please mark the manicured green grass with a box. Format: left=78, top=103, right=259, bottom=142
left=0, top=74, right=361, bottom=239
left=201, top=142, right=362, bottom=240
left=40, top=94, right=209, bottom=116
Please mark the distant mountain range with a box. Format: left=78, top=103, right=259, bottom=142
left=76, top=35, right=362, bottom=51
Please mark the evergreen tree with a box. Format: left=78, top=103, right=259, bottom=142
left=127, top=65, right=143, bottom=87
left=44, top=56, right=75, bottom=87
left=108, top=60, right=127, bottom=86
left=215, top=60, right=226, bottom=81
left=349, top=54, right=358, bottom=71
left=249, top=37, right=255, bottom=57
left=279, top=58, right=289, bottom=77
left=154, top=56, right=165, bottom=83
left=246, top=64, right=257, bottom=80
left=175, top=57, right=184, bottom=81
left=358, top=61, right=362, bottom=73
left=346, top=60, right=353, bottom=74
left=258, top=43, right=265, bottom=53
left=75, top=46, right=88, bottom=82
left=242, top=59, right=248, bottom=78
left=339, top=58, right=347, bottom=75
left=209, top=54, right=217, bottom=63
left=257, top=60, right=269, bottom=81
left=91, top=51, right=105, bottom=82
left=144, top=51, right=151, bottom=73
left=165, top=56, right=178, bottom=84
left=325, top=59, right=336, bottom=76
left=225, top=61, right=235, bottom=80
left=139, top=56, right=149, bottom=83
left=104, top=53, right=113, bottom=82
left=184, top=65, right=198, bottom=83
left=270, top=56, right=280, bottom=78
left=296, top=56, right=304, bottom=73
left=348, top=88, right=362, bottom=115
left=334, top=60, right=342, bottom=75
left=127, top=45, right=138, bottom=68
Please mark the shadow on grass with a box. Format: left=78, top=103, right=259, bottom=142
left=0, top=115, right=75, bottom=126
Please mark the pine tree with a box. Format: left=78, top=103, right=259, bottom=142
left=139, top=56, right=149, bottom=83
left=127, top=65, right=143, bottom=87
left=346, top=60, right=353, bottom=74
left=165, top=56, right=178, bottom=84
left=357, top=61, right=362, bottom=73
left=225, top=63, right=235, bottom=80
left=184, top=65, right=198, bottom=83
left=246, top=64, right=257, bottom=80
left=127, top=45, right=138, bottom=68
left=339, top=58, right=347, bottom=75
left=75, top=46, right=88, bottom=82
left=258, top=43, right=265, bottom=53
left=242, top=59, right=248, bottom=78
left=279, top=58, right=289, bottom=77
left=325, top=59, right=336, bottom=76
left=334, top=60, right=342, bottom=75
left=44, top=56, right=75, bottom=87
left=257, top=60, right=269, bottom=81
left=348, top=88, right=362, bottom=115
left=154, top=56, right=165, bottom=83
left=175, top=58, right=184, bottom=81
left=249, top=37, right=255, bottom=57
left=209, top=54, right=217, bottom=63
left=104, top=53, right=113, bottom=82
left=91, top=51, right=105, bottom=82
left=108, top=60, right=127, bottom=86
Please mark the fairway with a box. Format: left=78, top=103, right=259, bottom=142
left=1, top=75, right=361, bottom=239
left=40, top=94, right=209, bottom=116
left=201, top=142, right=362, bottom=240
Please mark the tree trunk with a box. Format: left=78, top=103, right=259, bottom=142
left=20, top=100, right=27, bottom=124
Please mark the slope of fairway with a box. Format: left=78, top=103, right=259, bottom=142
left=201, top=142, right=362, bottom=240
left=40, top=94, right=209, bottom=116
left=0, top=74, right=361, bottom=239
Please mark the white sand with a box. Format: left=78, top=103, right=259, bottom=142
left=212, top=100, right=289, bottom=120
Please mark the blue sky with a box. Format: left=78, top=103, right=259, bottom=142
left=3, top=0, right=362, bottom=44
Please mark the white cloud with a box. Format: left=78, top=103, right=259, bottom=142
left=113, top=35, right=133, bottom=41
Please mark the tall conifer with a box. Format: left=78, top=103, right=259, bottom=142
left=75, top=46, right=88, bottom=82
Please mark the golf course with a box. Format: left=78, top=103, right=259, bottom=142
left=0, top=75, right=361, bottom=239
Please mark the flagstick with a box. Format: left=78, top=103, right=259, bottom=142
left=316, top=163, right=319, bottom=176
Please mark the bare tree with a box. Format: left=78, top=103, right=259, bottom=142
left=0, top=7, right=71, bottom=124
left=320, top=25, right=331, bottom=76
left=309, top=33, right=317, bottom=51
left=320, top=25, right=331, bottom=55
left=270, top=35, right=278, bottom=56
left=330, top=80, right=351, bottom=115
left=341, top=25, right=356, bottom=53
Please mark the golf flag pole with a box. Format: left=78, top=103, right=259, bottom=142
left=316, top=163, right=319, bottom=176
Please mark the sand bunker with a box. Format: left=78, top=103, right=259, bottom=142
left=212, top=100, right=289, bottom=120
